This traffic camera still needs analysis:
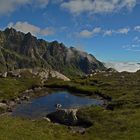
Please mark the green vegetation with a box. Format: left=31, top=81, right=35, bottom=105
left=0, top=107, right=140, bottom=140
left=77, top=106, right=140, bottom=140
left=0, top=77, right=41, bottom=100
left=0, top=115, right=74, bottom=140
left=45, top=71, right=140, bottom=110
left=0, top=71, right=140, bottom=139
left=45, top=79, right=99, bottom=94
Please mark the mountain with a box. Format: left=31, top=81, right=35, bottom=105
left=105, top=62, right=140, bottom=72
left=0, top=28, right=106, bottom=76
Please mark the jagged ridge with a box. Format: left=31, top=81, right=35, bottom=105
left=0, top=28, right=106, bottom=76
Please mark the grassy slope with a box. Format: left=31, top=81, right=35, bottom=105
left=0, top=107, right=140, bottom=140
left=0, top=77, right=41, bottom=100
left=0, top=72, right=140, bottom=139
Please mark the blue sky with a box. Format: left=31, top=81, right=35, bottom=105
left=0, top=0, right=140, bottom=62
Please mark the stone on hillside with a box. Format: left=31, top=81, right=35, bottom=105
left=47, top=109, right=78, bottom=126
left=0, top=103, right=8, bottom=109
left=0, top=72, right=7, bottom=78
left=8, top=71, right=21, bottom=78
left=37, top=69, right=70, bottom=81
left=49, top=70, right=70, bottom=81
left=43, top=117, right=51, bottom=122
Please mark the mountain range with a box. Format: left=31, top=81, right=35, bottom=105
left=0, top=28, right=106, bottom=76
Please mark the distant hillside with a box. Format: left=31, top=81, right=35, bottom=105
left=0, top=28, right=106, bottom=76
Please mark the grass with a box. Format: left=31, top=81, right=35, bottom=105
left=45, top=78, right=111, bottom=100
left=0, top=77, right=41, bottom=100
left=0, top=106, right=140, bottom=140
left=0, top=71, right=140, bottom=139
left=77, top=106, right=140, bottom=140
left=0, top=115, right=75, bottom=140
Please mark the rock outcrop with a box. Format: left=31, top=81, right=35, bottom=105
left=47, top=108, right=93, bottom=127
left=37, top=69, right=70, bottom=81
left=0, top=68, right=70, bottom=81
left=0, top=28, right=106, bottom=76
left=47, top=109, right=78, bottom=126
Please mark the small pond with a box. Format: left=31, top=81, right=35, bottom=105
left=12, top=90, right=104, bottom=118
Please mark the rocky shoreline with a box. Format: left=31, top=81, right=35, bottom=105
left=0, top=86, right=47, bottom=114
left=0, top=83, right=106, bottom=135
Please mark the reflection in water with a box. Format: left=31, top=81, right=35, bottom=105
left=12, top=91, right=104, bottom=118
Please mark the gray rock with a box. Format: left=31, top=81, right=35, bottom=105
left=47, top=109, right=78, bottom=126
left=69, top=126, right=86, bottom=134
left=21, top=95, right=30, bottom=101
left=8, top=101, right=16, bottom=107
left=8, top=71, right=21, bottom=78
left=15, top=98, right=21, bottom=104
left=0, top=72, right=7, bottom=78
left=43, top=117, right=51, bottom=122
left=37, top=69, right=70, bottom=82
left=0, top=102, right=11, bottom=113
left=34, top=87, right=42, bottom=92
left=0, top=103, right=8, bottom=109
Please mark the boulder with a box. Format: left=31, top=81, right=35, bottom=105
left=15, top=98, right=21, bottom=104
left=20, top=95, right=30, bottom=101
left=0, top=72, right=7, bottom=78
left=43, top=117, right=51, bottom=122
left=0, top=103, right=8, bottom=113
left=47, top=109, right=78, bottom=126
left=8, top=71, right=21, bottom=78
left=8, top=101, right=16, bottom=107
left=37, top=69, right=70, bottom=82
left=0, top=103, right=8, bottom=109
left=68, top=126, right=86, bottom=134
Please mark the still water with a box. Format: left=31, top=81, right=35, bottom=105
left=12, top=90, right=104, bottom=118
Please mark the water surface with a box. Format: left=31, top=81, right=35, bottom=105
left=12, top=90, right=104, bottom=118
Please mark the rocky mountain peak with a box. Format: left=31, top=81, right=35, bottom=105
left=4, top=27, right=16, bottom=34
left=0, top=28, right=107, bottom=76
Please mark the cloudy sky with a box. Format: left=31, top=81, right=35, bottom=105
left=0, top=0, right=140, bottom=62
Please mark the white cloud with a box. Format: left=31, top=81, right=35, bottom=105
left=134, top=36, right=140, bottom=42
left=79, top=27, right=130, bottom=38
left=80, top=30, right=93, bottom=38
left=0, top=0, right=49, bottom=16
left=34, top=0, right=49, bottom=8
left=7, top=21, right=54, bottom=36
left=52, top=0, right=64, bottom=4
left=122, top=35, right=140, bottom=52
left=39, top=27, right=54, bottom=35
left=103, top=30, right=113, bottom=36
left=8, top=22, right=40, bottom=35
left=0, top=0, right=29, bottom=16
left=105, top=62, right=140, bottom=72
left=0, top=0, right=138, bottom=16
left=79, top=27, right=101, bottom=38
left=61, top=0, right=137, bottom=15
left=134, top=26, right=140, bottom=32
left=122, top=43, right=140, bottom=52
left=93, top=27, right=102, bottom=34
left=116, top=28, right=130, bottom=34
